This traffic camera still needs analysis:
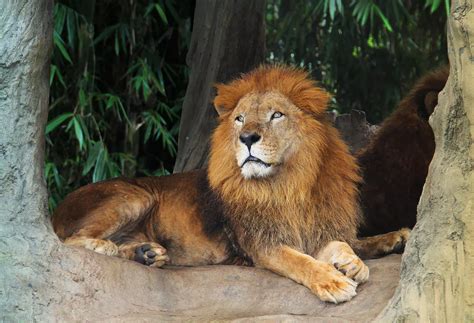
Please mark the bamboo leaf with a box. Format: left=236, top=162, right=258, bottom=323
left=54, top=31, right=73, bottom=64
left=106, top=95, right=115, bottom=109
left=50, top=65, right=57, bottom=86
left=79, top=89, right=87, bottom=107
left=83, top=142, right=100, bottom=175
left=336, top=0, right=343, bottom=15
left=73, top=117, right=84, bottom=150
left=430, top=0, right=442, bottom=13
left=93, top=24, right=120, bottom=45
left=145, top=3, right=155, bottom=16
left=444, top=0, right=450, bottom=15
left=45, top=113, right=73, bottom=134
left=92, top=145, right=106, bottom=182
left=329, top=0, right=336, bottom=20
left=54, top=4, right=66, bottom=35
left=114, top=31, right=120, bottom=56
left=66, top=8, right=77, bottom=50
left=164, top=0, right=180, bottom=22
left=155, top=4, right=168, bottom=24
left=50, top=64, right=67, bottom=88
left=374, top=5, right=393, bottom=32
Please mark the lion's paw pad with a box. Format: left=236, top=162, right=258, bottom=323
left=134, top=243, right=169, bottom=267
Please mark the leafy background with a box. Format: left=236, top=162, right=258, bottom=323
left=46, top=0, right=448, bottom=211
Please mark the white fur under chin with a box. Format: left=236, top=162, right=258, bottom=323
left=241, top=162, right=275, bottom=179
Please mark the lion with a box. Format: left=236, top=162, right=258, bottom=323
left=52, top=65, right=409, bottom=304
left=357, top=65, right=449, bottom=237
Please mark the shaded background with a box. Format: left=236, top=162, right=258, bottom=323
left=46, top=0, right=448, bottom=210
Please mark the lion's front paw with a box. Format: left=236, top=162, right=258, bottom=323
left=333, top=253, right=369, bottom=283
left=309, top=264, right=358, bottom=304
left=134, top=243, right=169, bottom=267
left=317, top=241, right=369, bottom=283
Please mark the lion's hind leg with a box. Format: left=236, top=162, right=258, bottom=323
left=352, top=228, right=411, bottom=259
left=316, top=241, right=369, bottom=284
left=64, top=236, right=119, bottom=256
left=53, top=178, right=157, bottom=262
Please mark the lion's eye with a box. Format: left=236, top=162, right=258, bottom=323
left=271, top=111, right=284, bottom=120
left=235, top=115, right=244, bottom=123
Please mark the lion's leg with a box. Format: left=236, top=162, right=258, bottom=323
left=64, top=236, right=119, bottom=256
left=255, top=245, right=357, bottom=304
left=316, top=241, right=369, bottom=283
left=351, top=228, right=411, bottom=259
left=54, top=179, right=157, bottom=260
left=116, top=233, right=169, bottom=267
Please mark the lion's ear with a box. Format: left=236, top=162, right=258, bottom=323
left=213, top=83, right=234, bottom=116
left=298, top=86, right=331, bottom=116
left=214, top=102, right=229, bottom=117
left=214, top=80, right=246, bottom=116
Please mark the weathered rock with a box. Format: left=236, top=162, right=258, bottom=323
left=48, top=246, right=402, bottom=322
left=329, top=110, right=378, bottom=153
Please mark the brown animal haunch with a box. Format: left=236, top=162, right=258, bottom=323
left=52, top=65, right=408, bottom=304
left=357, top=66, right=449, bottom=237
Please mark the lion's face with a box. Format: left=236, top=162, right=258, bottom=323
left=230, top=91, right=302, bottom=179
left=211, top=66, right=331, bottom=186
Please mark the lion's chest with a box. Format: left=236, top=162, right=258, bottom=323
left=226, top=204, right=340, bottom=256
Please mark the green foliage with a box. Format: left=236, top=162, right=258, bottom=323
left=46, top=0, right=192, bottom=211
left=266, top=0, right=448, bottom=123
left=47, top=0, right=448, bottom=212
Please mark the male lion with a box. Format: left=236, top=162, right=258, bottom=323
left=53, top=65, right=409, bottom=303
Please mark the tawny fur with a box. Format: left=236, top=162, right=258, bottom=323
left=357, top=65, right=449, bottom=236
left=210, top=67, right=361, bottom=257
left=53, top=65, right=408, bottom=303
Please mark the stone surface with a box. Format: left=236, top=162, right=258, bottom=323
left=331, top=110, right=378, bottom=154
left=49, top=247, right=402, bottom=322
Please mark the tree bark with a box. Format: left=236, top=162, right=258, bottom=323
left=174, top=0, right=266, bottom=173
left=376, top=2, right=474, bottom=321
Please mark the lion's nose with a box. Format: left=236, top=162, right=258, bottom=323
left=239, top=132, right=261, bottom=149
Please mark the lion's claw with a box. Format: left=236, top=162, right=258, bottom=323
left=333, top=253, right=369, bottom=283
left=311, top=268, right=358, bottom=303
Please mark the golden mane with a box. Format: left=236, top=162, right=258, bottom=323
left=214, top=65, right=330, bottom=117
left=208, top=65, right=361, bottom=254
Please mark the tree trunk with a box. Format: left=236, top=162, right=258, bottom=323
left=376, top=2, right=474, bottom=321
left=0, top=0, right=56, bottom=320
left=173, top=0, right=266, bottom=173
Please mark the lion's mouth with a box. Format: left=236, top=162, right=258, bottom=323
left=241, top=156, right=272, bottom=168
